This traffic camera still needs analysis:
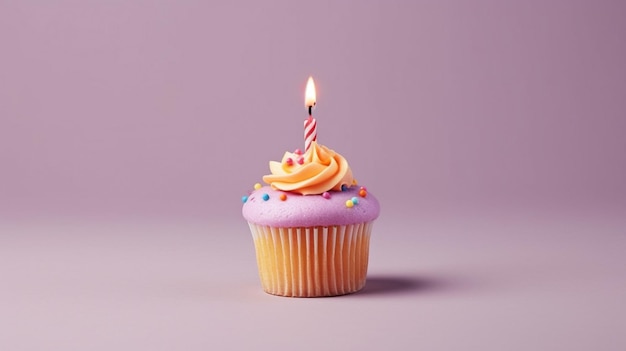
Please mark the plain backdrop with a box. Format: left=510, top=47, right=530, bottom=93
left=1, top=0, right=624, bottom=221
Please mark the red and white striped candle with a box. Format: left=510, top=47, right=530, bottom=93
left=304, top=76, right=317, bottom=152
left=304, top=116, right=317, bottom=152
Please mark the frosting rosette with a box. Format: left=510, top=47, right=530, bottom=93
left=262, top=141, right=354, bottom=195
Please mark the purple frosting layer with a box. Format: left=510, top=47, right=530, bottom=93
left=242, top=186, right=380, bottom=227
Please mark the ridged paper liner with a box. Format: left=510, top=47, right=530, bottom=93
left=248, top=222, right=373, bottom=297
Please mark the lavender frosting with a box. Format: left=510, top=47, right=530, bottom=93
left=242, top=186, right=380, bottom=227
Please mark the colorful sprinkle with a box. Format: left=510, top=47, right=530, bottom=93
left=262, top=193, right=270, bottom=201
left=359, top=189, right=367, bottom=197
left=341, top=184, right=348, bottom=191
left=279, top=193, right=287, bottom=201
left=241, top=195, right=248, bottom=203
left=360, top=186, right=367, bottom=191
left=351, top=197, right=359, bottom=205
left=352, top=179, right=358, bottom=185
left=322, top=192, right=331, bottom=199
left=345, top=199, right=354, bottom=208
left=294, top=149, right=303, bottom=155
left=297, top=156, right=304, bottom=165
left=285, top=158, right=293, bottom=166
left=254, top=183, right=262, bottom=190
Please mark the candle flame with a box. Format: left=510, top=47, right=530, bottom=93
left=305, top=76, right=316, bottom=108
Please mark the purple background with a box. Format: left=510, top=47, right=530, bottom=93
left=2, top=0, right=624, bottom=220
left=1, top=1, right=625, bottom=350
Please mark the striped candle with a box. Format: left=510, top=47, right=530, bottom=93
left=304, top=76, right=317, bottom=152
left=304, top=116, right=317, bottom=152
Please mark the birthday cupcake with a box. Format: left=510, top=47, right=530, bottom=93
left=241, top=77, right=380, bottom=297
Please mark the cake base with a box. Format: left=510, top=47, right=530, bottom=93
left=248, top=222, right=373, bottom=297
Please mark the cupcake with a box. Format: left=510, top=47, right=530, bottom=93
left=242, top=76, right=379, bottom=297
left=242, top=140, right=380, bottom=297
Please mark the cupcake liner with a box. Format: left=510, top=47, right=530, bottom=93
left=248, top=222, right=373, bottom=297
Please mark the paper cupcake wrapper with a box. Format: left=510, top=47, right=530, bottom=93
left=248, top=222, right=373, bottom=297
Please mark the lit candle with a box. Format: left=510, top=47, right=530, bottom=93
left=304, top=76, right=317, bottom=152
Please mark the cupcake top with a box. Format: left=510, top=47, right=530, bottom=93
left=242, top=141, right=379, bottom=227
left=262, top=141, right=353, bottom=195
left=242, top=185, right=379, bottom=227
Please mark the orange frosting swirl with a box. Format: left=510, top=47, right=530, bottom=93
left=263, top=141, right=354, bottom=195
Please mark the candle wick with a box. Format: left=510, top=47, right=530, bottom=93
left=308, top=105, right=312, bottom=116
